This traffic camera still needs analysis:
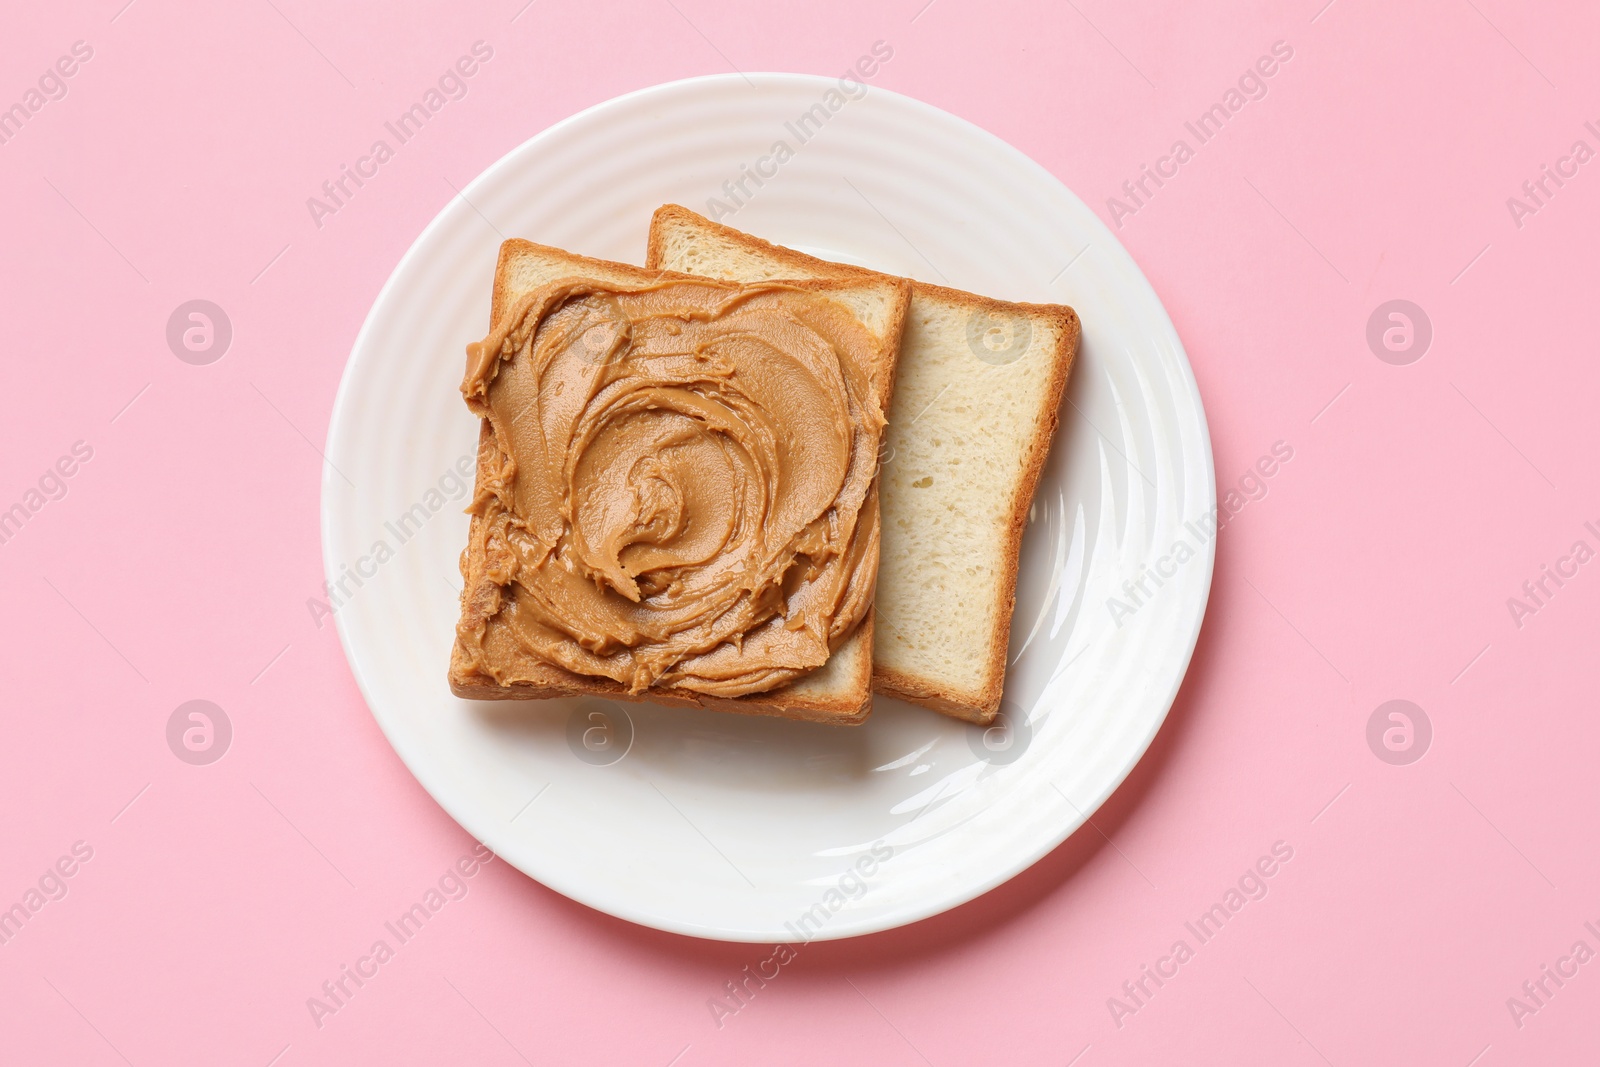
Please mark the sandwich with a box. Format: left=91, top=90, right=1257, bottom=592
left=647, top=206, right=1080, bottom=724
left=447, top=239, right=911, bottom=724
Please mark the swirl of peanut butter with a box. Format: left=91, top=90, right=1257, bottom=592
left=456, top=278, right=883, bottom=697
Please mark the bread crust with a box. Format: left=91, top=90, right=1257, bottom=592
left=448, top=239, right=909, bottom=726
left=647, top=205, right=1081, bottom=725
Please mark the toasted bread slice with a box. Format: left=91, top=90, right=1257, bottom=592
left=448, top=239, right=910, bottom=725
left=648, top=206, right=1080, bottom=724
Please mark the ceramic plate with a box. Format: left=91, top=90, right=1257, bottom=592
left=323, top=73, right=1214, bottom=941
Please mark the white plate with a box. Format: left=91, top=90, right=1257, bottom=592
left=323, top=74, right=1214, bottom=942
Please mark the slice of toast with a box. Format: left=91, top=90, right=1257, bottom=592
left=647, top=206, right=1080, bottom=724
left=448, top=239, right=911, bottom=725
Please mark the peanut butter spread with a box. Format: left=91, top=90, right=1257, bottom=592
left=455, top=278, right=884, bottom=697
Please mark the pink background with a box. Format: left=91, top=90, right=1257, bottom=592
left=3, top=0, right=1597, bottom=1063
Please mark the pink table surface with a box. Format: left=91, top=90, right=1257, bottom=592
left=3, top=1, right=1597, bottom=1064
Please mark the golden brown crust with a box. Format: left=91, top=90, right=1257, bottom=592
left=448, top=239, right=907, bottom=725
left=870, top=664, right=987, bottom=723
left=448, top=624, right=873, bottom=725
left=967, top=306, right=1079, bottom=723
left=647, top=204, right=1077, bottom=332
left=495, top=236, right=910, bottom=333
left=648, top=204, right=1082, bottom=726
